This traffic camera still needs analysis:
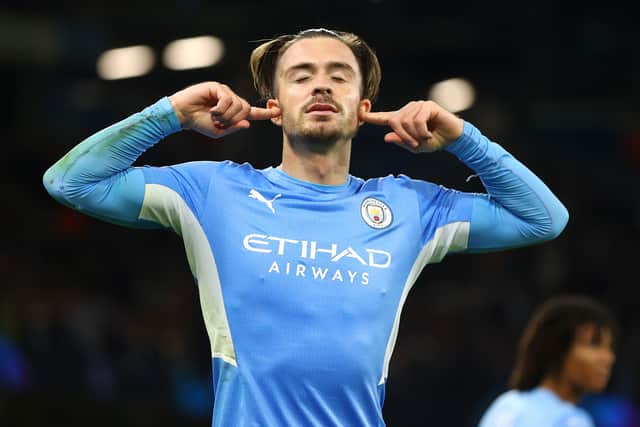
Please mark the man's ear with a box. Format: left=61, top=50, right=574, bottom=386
left=358, top=99, right=372, bottom=126
left=267, top=99, right=282, bottom=126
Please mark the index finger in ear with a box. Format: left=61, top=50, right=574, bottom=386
left=359, top=111, right=392, bottom=126
left=248, top=106, right=281, bottom=120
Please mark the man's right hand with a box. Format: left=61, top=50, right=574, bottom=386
left=168, top=82, right=280, bottom=139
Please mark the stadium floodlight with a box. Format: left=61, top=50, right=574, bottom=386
left=96, top=45, right=155, bottom=80
left=428, top=78, right=476, bottom=113
left=163, top=36, right=225, bottom=71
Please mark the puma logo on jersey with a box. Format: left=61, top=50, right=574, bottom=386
left=248, top=189, right=282, bottom=214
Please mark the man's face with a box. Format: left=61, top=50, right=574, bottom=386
left=269, top=37, right=370, bottom=148
left=562, top=324, right=615, bottom=394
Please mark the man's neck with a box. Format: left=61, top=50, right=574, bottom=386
left=540, top=376, right=581, bottom=404
left=280, top=136, right=351, bottom=186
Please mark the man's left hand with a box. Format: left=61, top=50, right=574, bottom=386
left=359, top=100, right=464, bottom=153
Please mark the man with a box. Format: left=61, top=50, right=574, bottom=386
left=478, top=295, right=618, bottom=427
left=43, top=28, right=568, bottom=426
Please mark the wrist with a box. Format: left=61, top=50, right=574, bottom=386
left=168, top=94, right=189, bottom=129
left=148, top=97, right=183, bottom=136
left=444, top=121, right=484, bottom=157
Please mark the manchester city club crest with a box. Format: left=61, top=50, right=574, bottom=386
left=360, top=197, right=393, bottom=229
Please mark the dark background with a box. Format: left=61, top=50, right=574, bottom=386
left=1, top=2, right=639, bottom=426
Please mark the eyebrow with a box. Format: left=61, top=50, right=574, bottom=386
left=283, top=61, right=356, bottom=77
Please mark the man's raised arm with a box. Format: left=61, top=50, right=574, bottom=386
left=43, top=82, right=279, bottom=228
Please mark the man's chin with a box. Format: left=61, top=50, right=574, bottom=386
left=284, top=121, right=358, bottom=150
left=303, top=123, right=357, bottom=141
left=304, top=129, right=341, bottom=142
left=285, top=130, right=342, bottom=154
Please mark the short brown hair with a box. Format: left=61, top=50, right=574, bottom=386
left=249, top=28, right=382, bottom=102
left=508, top=294, right=619, bottom=390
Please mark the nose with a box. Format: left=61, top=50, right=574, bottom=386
left=313, top=86, right=332, bottom=96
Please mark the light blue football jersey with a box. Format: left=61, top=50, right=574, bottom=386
left=478, top=388, right=595, bottom=427
left=43, top=97, right=568, bottom=426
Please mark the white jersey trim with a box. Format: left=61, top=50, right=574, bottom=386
left=378, top=221, right=469, bottom=384
left=140, top=183, right=237, bottom=366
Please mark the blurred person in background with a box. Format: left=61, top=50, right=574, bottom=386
left=478, top=294, right=618, bottom=427
left=43, top=28, right=568, bottom=426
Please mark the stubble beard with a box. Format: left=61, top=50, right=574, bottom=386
left=283, top=110, right=358, bottom=154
